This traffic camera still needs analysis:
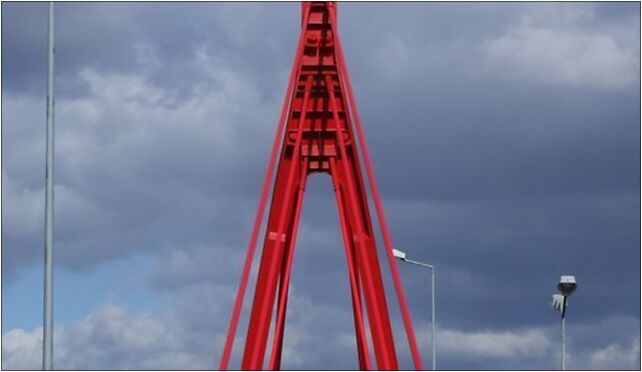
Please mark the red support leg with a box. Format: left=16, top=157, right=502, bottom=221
left=330, top=160, right=372, bottom=370
left=242, top=76, right=314, bottom=370
left=329, top=18, right=424, bottom=369
left=326, top=77, right=398, bottom=370
left=268, top=158, right=309, bottom=370
left=219, top=7, right=312, bottom=370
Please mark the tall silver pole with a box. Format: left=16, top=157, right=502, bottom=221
left=561, top=314, right=566, bottom=370
left=402, top=258, right=437, bottom=370
left=43, top=2, right=55, bottom=370
left=431, top=267, right=436, bottom=371
left=554, top=276, right=576, bottom=371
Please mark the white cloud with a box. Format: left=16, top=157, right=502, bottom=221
left=481, top=16, right=639, bottom=89
left=1, top=305, right=214, bottom=370
left=0, top=292, right=355, bottom=370
left=401, top=320, right=556, bottom=367
left=408, top=317, right=641, bottom=370
left=3, top=288, right=640, bottom=370
left=584, top=336, right=640, bottom=370
left=438, top=327, right=551, bottom=359
left=1, top=328, right=42, bottom=370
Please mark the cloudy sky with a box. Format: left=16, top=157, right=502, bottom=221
left=2, top=2, right=640, bottom=370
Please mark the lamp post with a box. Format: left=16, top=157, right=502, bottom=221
left=551, top=275, right=577, bottom=371
left=393, top=248, right=436, bottom=370
left=43, top=2, right=55, bottom=370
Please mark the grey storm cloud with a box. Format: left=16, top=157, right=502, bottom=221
left=2, top=1, right=640, bottom=370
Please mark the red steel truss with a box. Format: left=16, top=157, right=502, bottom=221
left=220, top=2, right=424, bottom=370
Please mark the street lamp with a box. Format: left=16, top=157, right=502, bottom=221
left=393, top=248, right=436, bottom=371
left=551, top=275, right=577, bottom=371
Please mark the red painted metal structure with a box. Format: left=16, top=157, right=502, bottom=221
left=220, top=2, right=424, bottom=370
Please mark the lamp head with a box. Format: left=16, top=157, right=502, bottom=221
left=392, top=248, right=407, bottom=261
left=557, top=275, right=577, bottom=296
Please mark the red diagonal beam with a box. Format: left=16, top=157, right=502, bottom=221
left=268, top=158, right=309, bottom=370
left=218, top=7, right=312, bottom=370
left=326, top=75, right=398, bottom=369
left=242, top=75, right=314, bottom=369
left=329, top=10, right=425, bottom=370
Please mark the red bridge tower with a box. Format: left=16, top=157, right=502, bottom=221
left=220, top=2, right=424, bottom=370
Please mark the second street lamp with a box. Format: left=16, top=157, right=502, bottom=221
left=393, top=248, right=436, bottom=371
left=551, top=275, right=577, bottom=371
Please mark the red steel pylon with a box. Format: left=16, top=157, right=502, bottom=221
left=219, top=2, right=424, bottom=370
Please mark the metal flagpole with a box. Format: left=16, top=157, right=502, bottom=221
left=43, top=1, right=55, bottom=370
